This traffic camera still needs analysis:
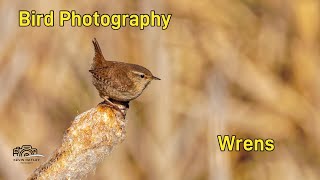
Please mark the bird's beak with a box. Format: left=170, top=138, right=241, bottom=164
left=152, top=76, right=161, bottom=80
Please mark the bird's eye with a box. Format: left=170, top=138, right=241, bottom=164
left=140, top=74, right=145, bottom=78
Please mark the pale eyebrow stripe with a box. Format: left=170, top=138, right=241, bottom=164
left=132, top=71, right=145, bottom=75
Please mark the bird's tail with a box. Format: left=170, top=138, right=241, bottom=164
left=90, top=38, right=107, bottom=70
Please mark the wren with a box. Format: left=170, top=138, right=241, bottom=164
left=89, top=38, right=160, bottom=112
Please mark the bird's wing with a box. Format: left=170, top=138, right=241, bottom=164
left=90, top=66, right=134, bottom=92
left=89, top=67, right=111, bottom=81
left=109, top=67, right=134, bottom=92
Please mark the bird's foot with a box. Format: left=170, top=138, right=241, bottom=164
left=100, top=98, right=127, bottom=117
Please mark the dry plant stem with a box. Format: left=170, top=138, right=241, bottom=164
left=28, top=101, right=129, bottom=180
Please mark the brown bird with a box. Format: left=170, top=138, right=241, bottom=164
left=89, top=38, right=160, bottom=111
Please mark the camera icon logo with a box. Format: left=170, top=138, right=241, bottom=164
left=13, top=145, right=38, bottom=157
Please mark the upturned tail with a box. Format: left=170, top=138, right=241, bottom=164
left=90, top=38, right=108, bottom=70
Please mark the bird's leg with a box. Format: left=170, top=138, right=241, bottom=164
left=102, top=97, right=126, bottom=116
left=103, top=97, right=119, bottom=109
